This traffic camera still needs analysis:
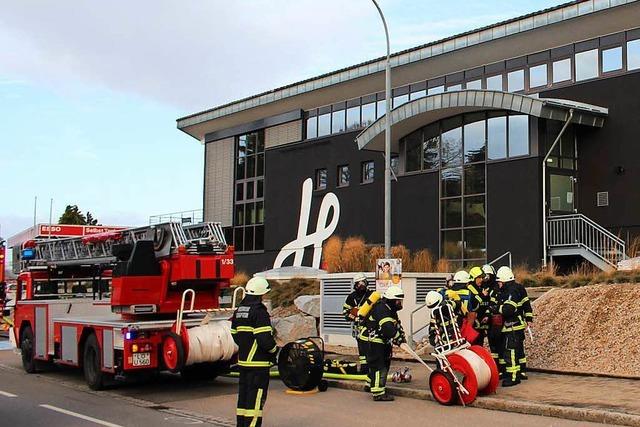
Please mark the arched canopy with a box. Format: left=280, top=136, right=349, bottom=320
left=355, top=90, right=608, bottom=152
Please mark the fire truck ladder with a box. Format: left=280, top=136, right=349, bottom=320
left=29, top=222, right=228, bottom=267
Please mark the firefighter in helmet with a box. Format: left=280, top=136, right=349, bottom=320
left=495, top=266, right=533, bottom=386
left=449, top=270, right=482, bottom=327
left=425, top=290, right=463, bottom=354
left=468, top=266, right=492, bottom=346
left=365, top=285, right=406, bottom=401
left=342, top=272, right=372, bottom=374
left=231, top=277, right=278, bottom=427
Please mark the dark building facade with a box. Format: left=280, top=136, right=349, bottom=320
left=178, top=0, right=640, bottom=274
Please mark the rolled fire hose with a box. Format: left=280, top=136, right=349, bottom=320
left=185, top=321, right=238, bottom=365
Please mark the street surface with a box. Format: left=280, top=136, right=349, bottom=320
left=0, top=338, right=607, bottom=427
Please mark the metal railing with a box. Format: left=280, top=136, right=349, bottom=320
left=488, top=251, right=512, bottom=269
left=547, top=214, right=627, bottom=269
left=149, top=209, right=203, bottom=225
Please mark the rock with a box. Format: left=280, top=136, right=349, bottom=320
left=294, top=295, right=320, bottom=318
left=272, top=314, right=318, bottom=345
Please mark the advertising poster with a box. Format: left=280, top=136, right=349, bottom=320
left=375, top=258, right=402, bottom=293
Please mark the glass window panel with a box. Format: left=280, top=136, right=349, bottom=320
left=361, top=103, right=376, bottom=126
left=410, top=90, right=426, bottom=100
left=442, top=230, right=463, bottom=260
left=466, top=79, right=481, bottom=90
left=393, top=94, right=409, bottom=108
left=234, top=228, right=244, bottom=252
left=244, top=226, right=254, bottom=251
left=508, top=115, right=529, bottom=157
left=487, top=116, right=507, bottom=160
left=246, top=203, right=256, bottom=225
left=464, top=228, right=486, bottom=259
left=256, top=132, right=265, bottom=153
left=391, top=156, right=399, bottom=176
left=628, top=39, right=640, bottom=70
left=486, top=74, right=503, bottom=91
left=464, top=195, right=486, bottom=227
left=376, top=100, right=386, bottom=119
left=550, top=174, right=574, bottom=212
left=446, top=84, right=462, bottom=92
left=553, top=58, right=572, bottom=83
left=316, top=168, right=327, bottom=190
left=602, top=46, right=622, bottom=73
left=441, top=198, right=462, bottom=229
left=224, top=227, right=233, bottom=247
left=507, top=69, right=524, bottom=92
left=464, top=163, right=485, bottom=195
left=423, top=125, right=440, bottom=170
left=338, top=165, right=350, bottom=186
left=254, top=226, right=264, bottom=250
left=235, top=205, right=245, bottom=226
left=256, top=201, right=264, bottom=224
left=441, top=167, right=462, bottom=197
left=236, top=157, right=245, bottom=179
left=575, top=49, right=598, bottom=81
left=332, top=109, right=345, bottom=134
left=246, top=133, right=256, bottom=156
left=306, top=116, right=317, bottom=139
left=404, top=130, right=422, bottom=172
left=464, top=118, right=485, bottom=163
left=427, top=85, right=444, bottom=95
left=441, top=126, right=463, bottom=168
left=529, top=64, right=548, bottom=88
left=238, top=136, right=247, bottom=157
left=246, top=156, right=256, bottom=178
left=257, top=180, right=264, bottom=198
left=236, top=183, right=244, bottom=201
left=362, top=161, right=375, bottom=183
left=256, top=153, right=264, bottom=177
left=246, top=181, right=255, bottom=200
left=560, top=134, right=575, bottom=158
left=561, top=158, right=575, bottom=170
left=346, top=106, right=360, bottom=130
left=318, top=113, right=331, bottom=137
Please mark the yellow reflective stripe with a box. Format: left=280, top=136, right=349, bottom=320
left=244, top=409, right=263, bottom=417
left=238, top=360, right=272, bottom=367
left=236, top=326, right=254, bottom=332
left=268, top=345, right=278, bottom=354
left=379, top=317, right=395, bottom=326
left=247, top=340, right=258, bottom=362
left=230, top=329, right=237, bottom=334
left=253, top=326, right=273, bottom=334
left=343, top=303, right=352, bottom=309
left=249, top=388, right=264, bottom=427
left=368, top=337, right=385, bottom=344
left=236, top=408, right=246, bottom=416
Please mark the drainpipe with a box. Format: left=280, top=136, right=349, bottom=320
left=542, top=108, right=574, bottom=269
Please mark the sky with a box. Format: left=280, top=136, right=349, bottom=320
left=0, top=0, right=563, bottom=240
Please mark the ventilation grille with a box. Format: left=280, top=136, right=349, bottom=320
left=597, top=191, right=609, bottom=207
left=415, top=276, right=447, bottom=304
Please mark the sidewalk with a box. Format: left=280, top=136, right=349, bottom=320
left=328, top=359, right=640, bottom=427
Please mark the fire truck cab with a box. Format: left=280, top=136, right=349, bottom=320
left=12, top=222, right=237, bottom=389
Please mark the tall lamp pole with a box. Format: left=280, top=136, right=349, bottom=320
left=371, top=0, right=392, bottom=258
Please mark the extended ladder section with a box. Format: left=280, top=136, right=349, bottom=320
left=547, top=213, right=627, bottom=271
left=28, top=222, right=228, bottom=267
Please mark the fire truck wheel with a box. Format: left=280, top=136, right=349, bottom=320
left=429, top=369, right=457, bottom=406
left=83, top=333, right=105, bottom=390
left=163, top=332, right=185, bottom=373
left=180, top=361, right=228, bottom=381
left=20, top=326, right=37, bottom=374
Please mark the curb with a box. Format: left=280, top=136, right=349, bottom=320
left=326, top=379, right=640, bottom=427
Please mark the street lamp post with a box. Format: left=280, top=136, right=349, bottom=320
left=371, top=0, right=392, bottom=258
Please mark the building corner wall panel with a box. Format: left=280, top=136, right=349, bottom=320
left=265, top=120, right=302, bottom=149
left=204, top=137, right=234, bottom=227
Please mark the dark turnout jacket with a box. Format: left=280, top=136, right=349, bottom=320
left=365, top=300, right=403, bottom=345
left=231, top=295, right=278, bottom=368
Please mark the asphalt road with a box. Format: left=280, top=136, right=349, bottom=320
left=0, top=338, right=607, bottom=427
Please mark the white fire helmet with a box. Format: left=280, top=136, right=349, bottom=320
left=245, top=277, right=271, bottom=295
left=496, top=266, right=515, bottom=283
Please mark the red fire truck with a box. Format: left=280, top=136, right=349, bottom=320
left=10, top=221, right=238, bottom=389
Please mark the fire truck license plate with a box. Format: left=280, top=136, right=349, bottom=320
left=132, top=353, right=151, bottom=366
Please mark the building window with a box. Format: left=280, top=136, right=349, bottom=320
left=361, top=102, right=376, bottom=127
left=486, top=74, right=503, bottom=91
left=575, top=49, right=598, bottom=81
left=346, top=106, right=360, bottom=131
left=332, top=109, right=345, bottom=134
left=602, top=46, right=622, bottom=73
left=507, top=69, right=524, bottom=92
left=546, top=123, right=576, bottom=171
left=361, top=161, right=374, bottom=184
left=552, top=58, right=572, bottom=83
left=393, top=94, right=409, bottom=108
left=628, top=39, right=640, bottom=70
left=376, top=100, right=386, bottom=119
left=529, top=64, right=548, bottom=88
left=428, top=85, right=444, bottom=95
left=315, top=168, right=327, bottom=190
left=487, top=115, right=507, bottom=160
left=463, top=116, right=486, bottom=163
left=306, top=115, right=318, bottom=139
left=318, top=112, right=331, bottom=137
left=410, top=89, right=426, bottom=100
left=233, top=131, right=265, bottom=252
left=465, top=79, right=482, bottom=90
left=446, top=84, right=462, bottom=92
left=508, top=114, right=529, bottom=157
left=337, top=165, right=350, bottom=187
left=391, top=155, right=399, bottom=176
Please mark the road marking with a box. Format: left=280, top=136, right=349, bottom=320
left=39, top=404, right=124, bottom=427
left=0, top=390, right=17, bottom=397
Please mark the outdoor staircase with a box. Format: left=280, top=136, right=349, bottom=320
left=547, top=214, right=627, bottom=272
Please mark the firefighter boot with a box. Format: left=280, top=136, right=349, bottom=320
left=373, top=393, right=395, bottom=401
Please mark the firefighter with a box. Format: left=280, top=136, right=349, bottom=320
left=231, top=277, right=278, bottom=427
left=365, top=285, right=406, bottom=401
left=468, top=266, right=491, bottom=346
left=450, top=270, right=482, bottom=328
left=426, top=290, right=463, bottom=355
left=342, top=272, right=372, bottom=374
left=483, top=264, right=505, bottom=376
left=495, top=266, right=533, bottom=387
